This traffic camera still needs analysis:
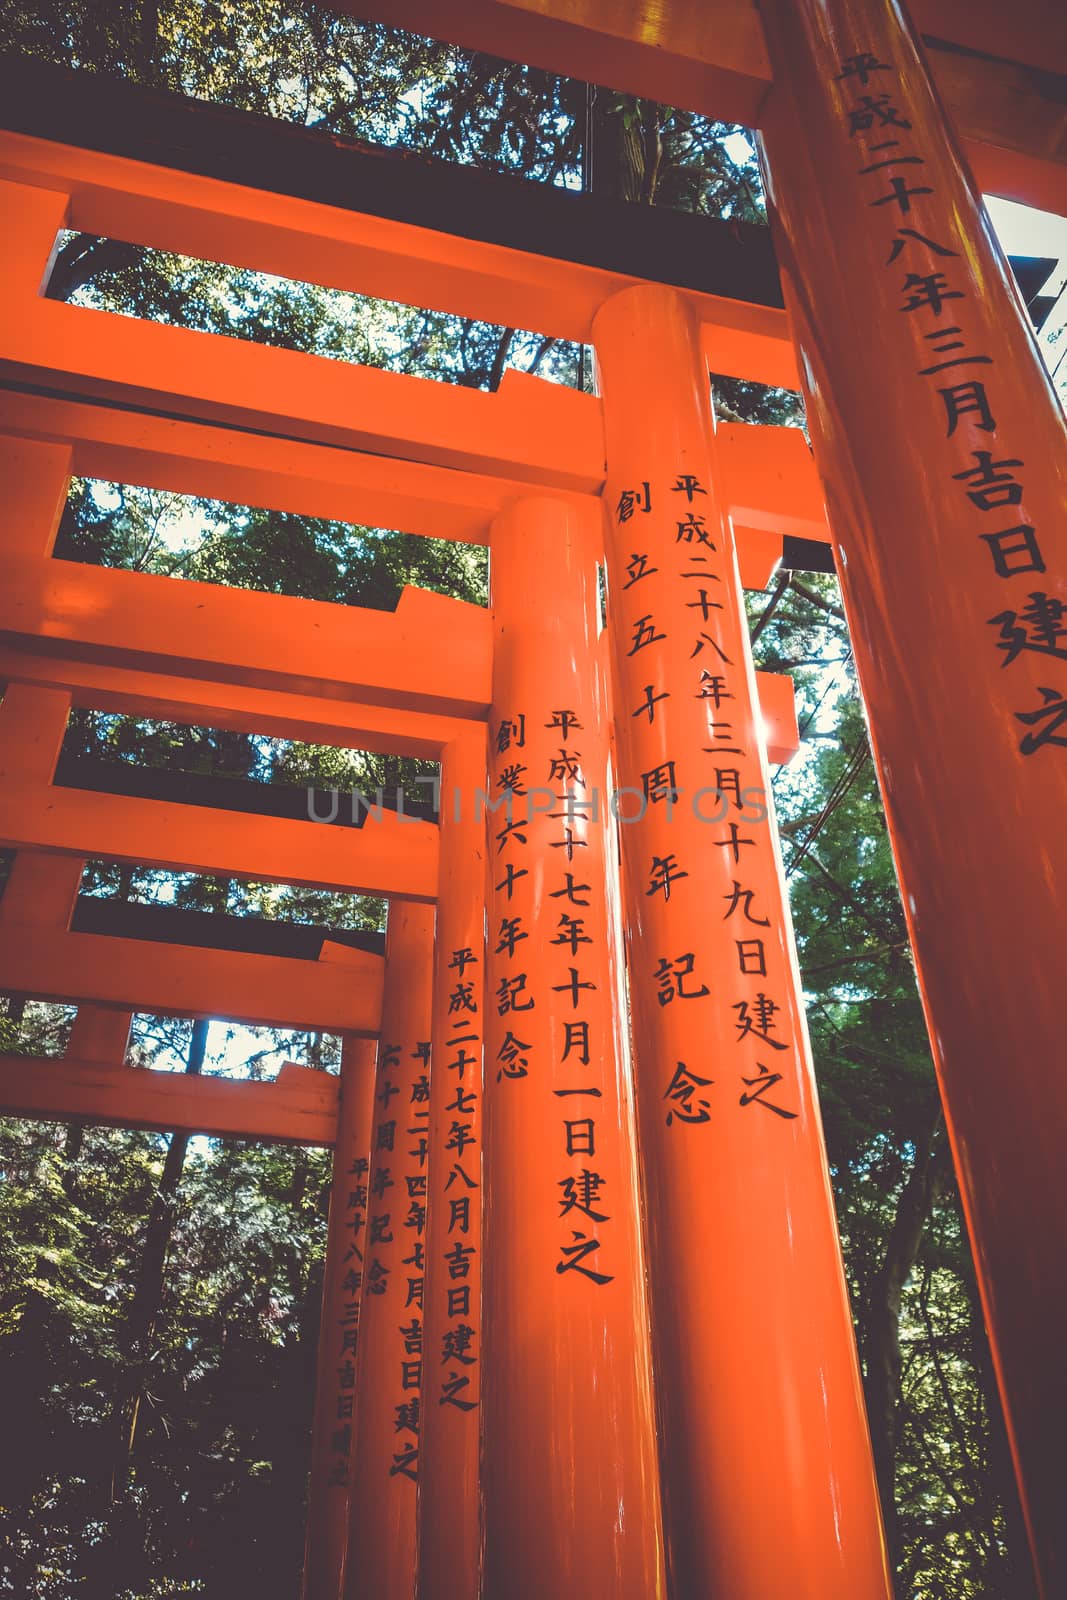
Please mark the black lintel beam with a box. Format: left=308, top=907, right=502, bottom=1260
left=0, top=51, right=785, bottom=312
left=780, top=536, right=836, bottom=574
left=53, top=753, right=439, bottom=826
left=71, top=895, right=386, bottom=961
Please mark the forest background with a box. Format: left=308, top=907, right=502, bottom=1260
left=0, top=2, right=1060, bottom=1596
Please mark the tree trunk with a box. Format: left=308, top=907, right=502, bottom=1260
left=263, top=1139, right=318, bottom=1586
left=135, top=0, right=160, bottom=87
left=861, top=1102, right=947, bottom=1569
left=45, top=234, right=142, bottom=302
left=0, top=1120, right=87, bottom=1514
left=591, top=97, right=663, bottom=204
left=108, top=1017, right=209, bottom=1502
left=963, top=1272, right=1040, bottom=1599
left=61, top=1120, right=85, bottom=1202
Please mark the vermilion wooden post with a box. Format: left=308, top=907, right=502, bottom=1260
left=480, top=494, right=667, bottom=1599
left=67, top=1004, right=134, bottom=1064
left=593, top=283, right=891, bottom=1599
left=0, top=852, right=83, bottom=931
left=756, top=3, right=1067, bottom=1592
left=0, top=434, right=71, bottom=556
left=417, top=731, right=486, bottom=1600
left=303, top=1036, right=376, bottom=1600
left=345, top=904, right=434, bottom=1600
left=0, top=682, right=71, bottom=785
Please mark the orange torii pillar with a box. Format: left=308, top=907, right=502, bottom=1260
left=303, top=1036, right=376, bottom=1600
left=0, top=432, right=72, bottom=558
left=480, top=496, right=666, bottom=1598
left=0, top=852, right=83, bottom=937
left=68, top=1004, right=134, bottom=1065
left=417, top=731, right=486, bottom=1600
left=344, top=905, right=434, bottom=1600
left=593, top=284, right=892, bottom=1599
left=0, top=683, right=71, bottom=793
left=756, top=3, right=1067, bottom=1592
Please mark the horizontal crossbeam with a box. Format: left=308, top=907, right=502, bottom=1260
left=0, top=921, right=384, bottom=1032
left=0, top=557, right=492, bottom=720
left=0, top=783, right=439, bottom=900
left=0, top=386, right=830, bottom=560
left=0, top=53, right=785, bottom=310
left=0, top=383, right=577, bottom=547
left=339, top=0, right=1067, bottom=212
left=70, top=896, right=386, bottom=960
left=0, top=1054, right=340, bottom=1144
left=0, top=100, right=797, bottom=388
left=54, top=755, right=437, bottom=826
left=0, top=644, right=465, bottom=758
left=0, top=211, right=607, bottom=492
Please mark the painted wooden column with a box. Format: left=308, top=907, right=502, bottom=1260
left=756, top=4, right=1067, bottom=1593
left=0, top=852, right=83, bottom=931
left=0, top=682, right=71, bottom=787
left=0, top=434, right=72, bottom=557
left=68, top=1004, right=134, bottom=1064
left=0, top=179, right=69, bottom=303
left=345, top=904, right=434, bottom=1600
left=593, top=283, right=891, bottom=1600
left=303, top=1036, right=377, bottom=1600
left=480, top=495, right=666, bottom=1599
left=416, top=730, right=486, bottom=1600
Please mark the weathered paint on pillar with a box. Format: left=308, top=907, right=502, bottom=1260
left=756, top=5, right=1067, bottom=1593
left=593, top=283, right=891, bottom=1600
left=345, top=904, right=434, bottom=1600
left=480, top=495, right=667, bottom=1600
left=416, top=731, right=485, bottom=1600
left=303, top=1036, right=376, bottom=1600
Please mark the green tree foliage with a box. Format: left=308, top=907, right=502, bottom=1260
left=750, top=580, right=1034, bottom=1598
left=0, top=1110, right=331, bottom=1598
left=0, top=4, right=1036, bottom=1597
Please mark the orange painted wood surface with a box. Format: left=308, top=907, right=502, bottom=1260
left=756, top=668, right=800, bottom=765
left=66, top=1003, right=134, bottom=1063
left=717, top=421, right=828, bottom=542
left=344, top=905, right=434, bottom=1600
left=0, top=849, right=83, bottom=929
left=0, top=647, right=464, bottom=760
left=0, top=184, right=605, bottom=493
left=0, top=389, right=829, bottom=566
left=0, top=1055, right=340, bottom=1144
left=596, top=281, right=890, bottom=1599
left=0, top=782, right=437, bottom=901
left=0, top=923, right=383, bottom=1033
left=0, top=131, right=798, bottom=388
left=418, top=731, right=486, bottom=1600
left=480, top=494, right=667, bottom=1598
left=0, top=657, right=794, bottom=770
left=0, top=558, right=491, bottom=720
left=303, top=1037, right=377, bottom=1598
left=759, top=2, right=1067, bottom=1588
left=0, top=388, right=578, bottom=550
left=0, top=433, right=72, bottom=557
left=0, top=681, right=70, bottom=782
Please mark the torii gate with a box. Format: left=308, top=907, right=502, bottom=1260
left=0, top=0, right=1064, bottom=1596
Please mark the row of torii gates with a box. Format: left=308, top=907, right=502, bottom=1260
left=0, top=0, right=1064, bottom=1596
